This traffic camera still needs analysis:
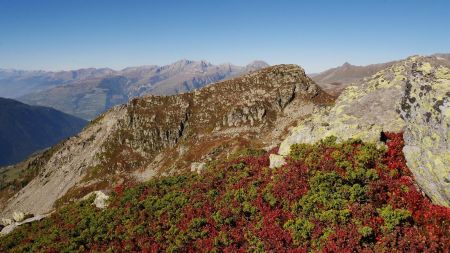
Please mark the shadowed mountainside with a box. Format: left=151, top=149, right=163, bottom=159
left=0, top=98, right=87, bottom=166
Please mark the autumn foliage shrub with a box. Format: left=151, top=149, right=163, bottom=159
left=1, top=133, right=449, bottom=252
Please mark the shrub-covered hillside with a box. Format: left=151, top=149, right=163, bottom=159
left=1, top=133, right=449, bottom=252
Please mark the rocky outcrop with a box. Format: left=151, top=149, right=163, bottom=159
left=280, top=56, right=450, bottom=206
left=1, top=64, right=333, bottom=219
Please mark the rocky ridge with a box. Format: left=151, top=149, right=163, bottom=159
left=279, top=56, right=450, bottom=206
left=0, top=64, right=333, bottom=218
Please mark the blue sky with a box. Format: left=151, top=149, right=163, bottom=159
left=0, top=0, right=449, bottom=73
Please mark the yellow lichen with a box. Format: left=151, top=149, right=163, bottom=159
left=418, top=62, right=433, bottom=74
left=435, top=66, right=450, bottom=79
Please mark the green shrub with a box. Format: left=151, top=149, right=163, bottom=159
left=284, top=218, right=315, bottom=246
left=378, top=205, right=411, bottom=233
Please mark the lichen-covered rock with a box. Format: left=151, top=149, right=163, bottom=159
left=399, top=61, right=450, bottom=206
left=190, top=162, right=206, bottom=174
left=269, top=154, right=286, bottom=168
left=82, top=191, right=110, bottom=209
left=12, top=211, right=25, bottom=222
left=279, top=56, right=450, bottom=206
left=279, top=60, right=408, bottom=155
left=1, top=218, right=12, bottom=226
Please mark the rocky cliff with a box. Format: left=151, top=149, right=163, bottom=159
left=279, top=56, right=450, bottom=206
left=0, top=64, right=333, bottom=218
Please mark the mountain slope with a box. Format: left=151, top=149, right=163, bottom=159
left=433, top=53, right=450, bottom=61
left=17, top=60, right=269, bottom=120
left=0, top=98, right=87, bottom=166
left=0, top=64, right=333, bottom=218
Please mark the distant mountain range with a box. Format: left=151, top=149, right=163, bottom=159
left=311, top=53, right=450, bottom=96
left=0, top=97, right=87, bottom=166
left=0, top=68, right=115, bottom=99
left=0, top=60, right=269, bottom=120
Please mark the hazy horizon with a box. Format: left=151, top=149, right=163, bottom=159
left=1, top=0, right=449, bottom=73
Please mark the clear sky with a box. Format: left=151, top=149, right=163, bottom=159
left=1, top=0, right=449, bottom=73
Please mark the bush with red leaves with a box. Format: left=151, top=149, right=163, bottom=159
left=1, top=133, right=449, bottom=252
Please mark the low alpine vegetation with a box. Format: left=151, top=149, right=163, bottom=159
left=1, top=133, right=449, bottom=252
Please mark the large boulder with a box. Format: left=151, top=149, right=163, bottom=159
left=82, top=191, right=110, bottom=209
left=279, top=56, right=450, bottom=206
left=269, top=154, right=287, bottom=168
